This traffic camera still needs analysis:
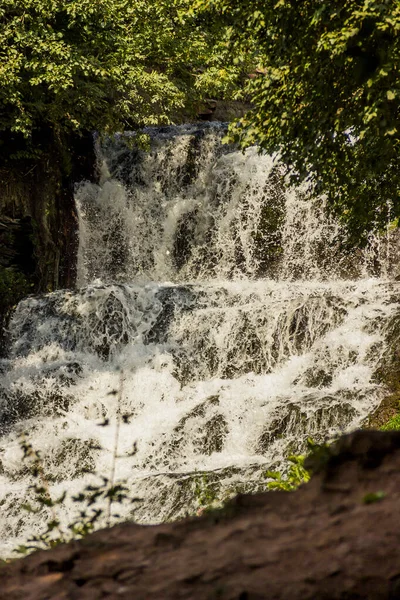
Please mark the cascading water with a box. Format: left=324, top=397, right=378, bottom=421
left=1, top=123, right=399, bottom=556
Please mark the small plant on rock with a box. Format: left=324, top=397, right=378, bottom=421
left=265, top=438, right=331, bottom=492
left=265, top=454, right=310, bottom=492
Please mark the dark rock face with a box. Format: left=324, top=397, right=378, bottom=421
left=0, top=131, right=97, bottom=349
left=0, top=132, right=96, bottom=291
left=3, top=429, right=400, bottom=599
left=368, top=311, right=400, bottom=428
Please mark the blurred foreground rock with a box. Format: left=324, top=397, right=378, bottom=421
left=3, top=430, right=400, bottom=600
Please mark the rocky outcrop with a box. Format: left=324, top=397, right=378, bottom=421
left=3, top=429, right=400, bottom=599
left=367, top=310, right=400, bottom=429
left=0, top=130, right=97, bottom=349
left=0, top=132, right=96, bottom=291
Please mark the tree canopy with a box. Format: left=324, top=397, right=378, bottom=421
left=196, top=0, right=400, bottom=238
left=2, top=0, right=399, bottom=236
left=0, top=0, right=240, bottom=155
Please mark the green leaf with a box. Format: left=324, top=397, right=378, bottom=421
left=363, top=491, right=386, bottom=504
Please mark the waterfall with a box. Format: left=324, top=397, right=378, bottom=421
left=0, top=123, right=399, bottom=556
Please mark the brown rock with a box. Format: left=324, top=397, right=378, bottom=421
left=2, top=430, right=400, bottom=599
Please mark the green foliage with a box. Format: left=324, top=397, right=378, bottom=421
left=193, top=441, right=329, bottom=511
left=0, top=0, right=242, bottom=154
left=195, top=0, right=400, bottom=239
left=266, top=454, right=310, bottom=491
left=362, top=490, right=386, bottom=504
left=265, top=438, right=331, bottom=491
left=193, top=439, right=331, bottom=513
left=380, top=412, right=400, bottom=431
left=192, top=473, right=248, bottom=515
left=193, top=473, right=220, bottom=512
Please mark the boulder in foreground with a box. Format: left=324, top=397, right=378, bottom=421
left=3, top=430, right=400, bottom=599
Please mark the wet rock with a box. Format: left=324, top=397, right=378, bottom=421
left=165, top=396, right=227, bottom=458
left=145, top=285, right=195, bottom=345
left=0, top=387, right=73, bottom=430
left=49, top=437, right=98, bottom=481
left=257, top=398, right=357, bottom=454
left=202, top=414, right=228, bottom=455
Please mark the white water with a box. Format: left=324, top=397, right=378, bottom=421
left=0, top=123, right=399, bottom=556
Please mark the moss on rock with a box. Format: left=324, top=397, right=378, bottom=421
left=365, top=311, right=400, bottom=429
